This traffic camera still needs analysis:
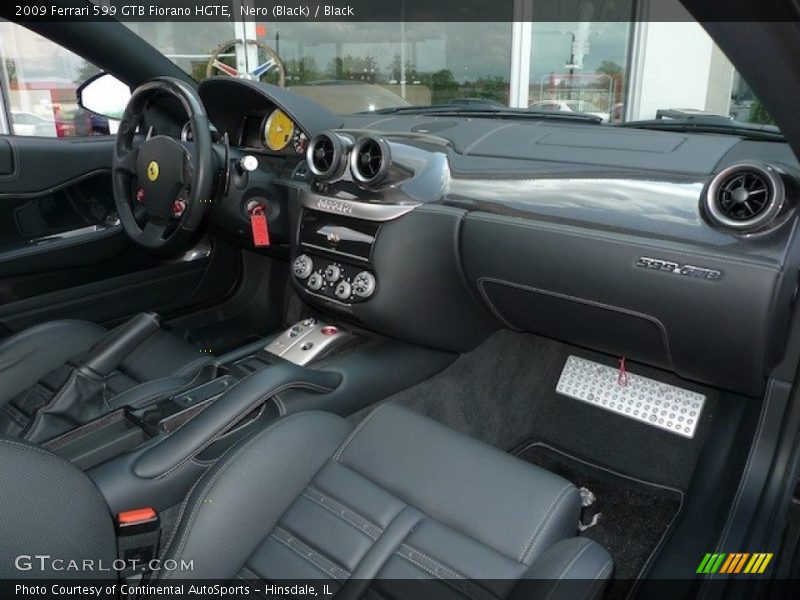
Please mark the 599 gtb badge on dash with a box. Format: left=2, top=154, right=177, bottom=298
left=636, top=256, right=722, bottom=281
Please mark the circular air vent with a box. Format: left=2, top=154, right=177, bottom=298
left=704, top=163, right=785, bottom=232
left=306, top=132, right=348, bottom=180
left=350, top=135, right=391, bottom=185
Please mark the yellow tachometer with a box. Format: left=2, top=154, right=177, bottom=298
left=263, top=109, right=295, bottom=151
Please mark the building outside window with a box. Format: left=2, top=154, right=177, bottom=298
left=0, top=0, right=777, bottom=137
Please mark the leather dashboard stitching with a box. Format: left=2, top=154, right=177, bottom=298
left=463, top=123, right=516, bottom=155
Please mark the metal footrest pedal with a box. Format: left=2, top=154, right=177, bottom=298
left=556, top=355, right=706, bottom=438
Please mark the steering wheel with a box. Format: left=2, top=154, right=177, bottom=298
left=112, top=77, right=215, bottom=253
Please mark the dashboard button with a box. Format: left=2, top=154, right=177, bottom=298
left=334, top=280, right=352, bottom=300
left=293, top=254, right=313, bottom=279
left=307, top=272, right=324, bottom=291
left=352, top=271, right=376, bottom=298
left=324, top=264, right=342, bottom=283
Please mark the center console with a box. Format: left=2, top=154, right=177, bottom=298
left=293, top=209, right=379, bottom=304
left=37, top=318, right=351, bottom=504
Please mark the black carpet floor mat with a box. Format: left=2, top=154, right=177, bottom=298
left=381, top=330, right=718, bottom=491
left=516, top=442, right=683, bottom=600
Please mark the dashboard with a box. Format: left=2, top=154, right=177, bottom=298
left=196, top=77, right=800, bottom=398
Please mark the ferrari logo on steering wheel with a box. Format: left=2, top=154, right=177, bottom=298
left=147, top=160, right=160, bottom=182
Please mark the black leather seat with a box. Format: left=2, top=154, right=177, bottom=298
left=0, top=404, right=613, bottom=597
left=0, top=315, right=212, bottom=441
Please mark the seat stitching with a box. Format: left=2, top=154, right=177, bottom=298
left=399, top=544, right=465, bottom=580
left=395, top=547, right=495, bottom=600
left=540, top=541, right=593, bottom=600
left=1, top=403, right=28, bottom=428
left=525, top=488, right=577, bottom=564
left=271, top=526, right=350, bottom=581
left=556, top=540, right=592, bottom=581
left=518, top=484, right=574, bottom=564
left=302, top=487, right=383, bottom=540
left=238, top=565, right=261, bottom=580
left=176, top=356, right=214, bottom=377
left=156, top=413, right=312, bottom=581
left=307, top=485, right=383, bottom=533
left=333, top=403, right=389, bottom=462
left=334, top=459, right=532, bottom=565
left=579, top=559, right=613, bottom=600
left=272, top=394, right=287, bottom=416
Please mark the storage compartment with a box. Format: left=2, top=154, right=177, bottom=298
left=462, top=212, right=787, bottom=395
left=43, top=409, right=151, bottom=470
left=299, top=209, right=379, bottom=261
left=480, top=279, right=670, bottom=368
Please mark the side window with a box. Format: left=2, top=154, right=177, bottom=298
left=0, top=21, right=110, bottom=137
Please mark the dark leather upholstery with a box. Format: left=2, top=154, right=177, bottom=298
left=156, top=404, right=613, bottom=597
left=0, top=403, right=611, bottom=593
left=0, top=437, right=116, bottom=579
left=0, top=317, right=212, bottom=440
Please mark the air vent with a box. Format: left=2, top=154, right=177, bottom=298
left=350, top=135, right=391, bottom=185
left=704, top=163, right=785, bottom=232
left=306, top=132, right=348, bottom=180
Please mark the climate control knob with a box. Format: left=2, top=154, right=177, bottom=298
left=293, top=254, right=313, bottom=279
left=352, top=271, right=376, bottom=298
left=307, top=272, right=324, bottom=291
left=324, top=264, right=342, bottom=283
left=334, top=280, right=352, bottom=300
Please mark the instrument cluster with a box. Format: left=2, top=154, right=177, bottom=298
left=239, top=107, right=308, bottom=155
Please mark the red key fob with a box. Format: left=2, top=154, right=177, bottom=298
left=249, top=207, right=270, bottom=247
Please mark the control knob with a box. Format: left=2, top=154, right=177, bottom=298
left=307, top=272, right=324, bottom=291
left=324, top=264, right=342, bottom=283
left=352, top=271, right=377, bottom=298
left=334, top=280, right=352, bottom=300
left=293, top=254, right=313, bottom=279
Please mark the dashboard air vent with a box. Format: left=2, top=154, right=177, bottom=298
left=704, top=163, right=785, bottom=233
left=306, top=132, right=348, bottom=180
left=350, top=135, right=391, bottom=185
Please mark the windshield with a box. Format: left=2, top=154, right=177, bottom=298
left=121, top=4, right=778, bottom=131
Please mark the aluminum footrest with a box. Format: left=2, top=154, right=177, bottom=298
left=556, top=355, right=706, bottom=438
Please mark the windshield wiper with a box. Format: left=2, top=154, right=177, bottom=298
left=363, top=105, right=603, bottom=123
left=618, top=117, right=784, bottom=141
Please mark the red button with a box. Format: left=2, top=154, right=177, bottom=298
left=117, top=507, right=157, bottom=525
left=321, top=326, right=338, bottom=336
